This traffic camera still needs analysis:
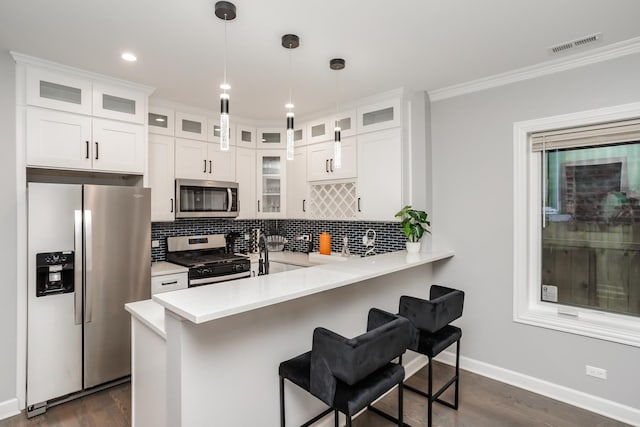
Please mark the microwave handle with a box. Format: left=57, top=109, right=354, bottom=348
left=227, top=188, right=233, bottom=212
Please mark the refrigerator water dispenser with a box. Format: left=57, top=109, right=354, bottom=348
left=36, top=251, right=74, bottom=296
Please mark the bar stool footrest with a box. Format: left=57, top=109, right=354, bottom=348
left=366, top=405, right=412, bottom=427
left=300, top=408, right=334, bottom=427
left=404, top=376, right=459, bottom=409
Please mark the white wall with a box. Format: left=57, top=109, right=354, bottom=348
left=431, top=53, right=640, bottom=410
left=0, top=51, right=18, bottom=404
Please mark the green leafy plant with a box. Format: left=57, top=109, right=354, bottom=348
left=394, top=205, right=431, bottom=242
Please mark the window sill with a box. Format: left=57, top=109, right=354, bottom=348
left=515, top=305, right=640, bottom=347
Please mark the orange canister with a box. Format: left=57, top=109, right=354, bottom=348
left=319, top=233, right=331, bottom=255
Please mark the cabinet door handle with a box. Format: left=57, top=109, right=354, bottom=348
left=95, top=142, right=99, bottom=160
left=325, top=159, right=329, bottom=173
left=257, top=200, right=260, bottom=212
left=330, top=158, right=334, bottom=172
left=302, top=199, right=306, bottom=212
left=85, top=141, right=89, bottom=159
left=357, top=197, right=361, bottom=212
left=170, top=198, right=174, bottom=213
left=203, top=160, right=207, bottom=173
left=209, top=160, right=212, bottom=174
left=161, top=280, right=178, bottom=286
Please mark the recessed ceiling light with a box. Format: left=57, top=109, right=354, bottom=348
left=121, top=52, right=137, bottom=62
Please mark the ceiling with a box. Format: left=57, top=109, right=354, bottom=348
left=1, top=0, right=640, bottom=121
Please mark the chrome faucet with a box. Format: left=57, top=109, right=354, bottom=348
left=258, top=232, right=269, bottom=275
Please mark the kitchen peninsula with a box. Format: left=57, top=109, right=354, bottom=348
left=126, top=249, right=454, bottom=427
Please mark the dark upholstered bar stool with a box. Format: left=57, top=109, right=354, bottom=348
left=398, top=285, right=465, bottom=427
left=278, top=308, right=412, bottom=427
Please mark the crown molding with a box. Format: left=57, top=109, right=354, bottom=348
left=428, top=36, right=640, bottom=102
left=10, top=51, right=155, bottom=95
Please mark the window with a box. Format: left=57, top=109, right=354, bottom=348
left=513, top=103, right=640, bottom=347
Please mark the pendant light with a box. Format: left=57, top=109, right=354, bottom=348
left=215, top=1, right=236, bottom=151
left=330, top=58, right=345, bottom=169
left=282, top=34, right=299, bottom=161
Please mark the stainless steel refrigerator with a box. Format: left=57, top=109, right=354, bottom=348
left=27, top=183, right=150, bottom=415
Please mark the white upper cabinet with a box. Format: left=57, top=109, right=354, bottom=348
left=235, top=147, right=256, bottom=219
left=257, top=128, right=285, bottom=149
left=175, top=139, right=235, bottom=181
left=307, top=137, right=357, bottom=182
left=26, top=109, right=144, bottom=174
left=287, top=147, right=308, bottom=219
left=148, top=134, right=175, bottom=222
left=236, top=124, right=256, bottom=148
left=357, top=98, right=401, bottom=134
left=256, top=150, right=286, bottom=218
left=26, top=66, right=92, bottom=115
left=26, top=108, right=92, bottom=170
left=207, top=118, right=234, bottom=144
left=306, top=118, right=332, bottom=144
left=333, top=110, right=357, bottom=138
left=92, top=82, right=146, bottom=124
left=175, top=112, right=208, bottom=141
left=293, top=125, right=306, bottom=147
left=91, top=118, right=145, bottom=173
left=148, top=106, right=175, bottom=136
left=356, top=128, right=402, bottom=221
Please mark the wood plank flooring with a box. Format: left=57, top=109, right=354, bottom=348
left=0, top=362, right=630, bottom=426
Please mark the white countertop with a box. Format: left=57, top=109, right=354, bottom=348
left=151, top=261, right=188, bottom=276
left=125, top=299, right=167, bottom=339
left=152, top=250, right=454, bottom=325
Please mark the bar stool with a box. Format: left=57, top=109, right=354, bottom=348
left=278, top=308, right=411, bottom=427
left=398, top=285, right=465, bottom=427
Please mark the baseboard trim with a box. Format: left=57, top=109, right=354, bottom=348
left=0, top=398, right=20, bottom=421
left=435, top=351, right=640, bottom=426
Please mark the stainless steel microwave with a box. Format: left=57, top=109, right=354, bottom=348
left=175, top=179, right=239, bottom=218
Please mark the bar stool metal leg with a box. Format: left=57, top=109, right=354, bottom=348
left=280, top=376, right=285, bottom=427
left=334, top=410, right=339, bottom=427
left=454, top=340, right=460, bottom=409
left=398, top=382, right=404, bottom=427
left=346, top=415, right=352, bottom=427
left=428, top=356, right=433, bottom=427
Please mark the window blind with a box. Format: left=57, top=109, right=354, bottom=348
left=530, top=118, right=640, bottom=152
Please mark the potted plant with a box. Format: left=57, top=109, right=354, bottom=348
left=394, top=205, right=431, bottom=253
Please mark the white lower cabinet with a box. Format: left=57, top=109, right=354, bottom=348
left=287, top=147, right=308, bottom=219
left=151, top=271, right=188, bottom=294
left=175, top=138, right=236, bottom=181
left=149, top=135, right=175, bottom=222
left=356, top=128, right=402, bottom=221
left=307, top=138, right=356, bottom=181
left=236, top=148, right=256, bottom=219
left=26, top=108, right=145, bottom=174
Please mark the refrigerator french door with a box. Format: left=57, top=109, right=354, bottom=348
left=27, top=183, right=150, bottom=413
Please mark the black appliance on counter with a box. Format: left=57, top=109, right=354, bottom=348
left=166, top=234, right=251, bottom=287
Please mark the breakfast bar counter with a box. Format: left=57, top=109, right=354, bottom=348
left=127, top=249, right=454, bottom=427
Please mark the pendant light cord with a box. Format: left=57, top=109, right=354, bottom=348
left=223, top=14, right=228, bottom=89
left=288, top=44, right=293, bottom=106
left=335, top=70, right=339, bottom=122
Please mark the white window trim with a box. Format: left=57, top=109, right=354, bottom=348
left=513, top=102, right=640, bottom=347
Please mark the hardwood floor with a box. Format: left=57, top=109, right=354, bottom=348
left=0, top=362, right=630, bottom=426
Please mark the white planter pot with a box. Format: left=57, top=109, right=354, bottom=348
left=405, top=241, right=421, bottom=253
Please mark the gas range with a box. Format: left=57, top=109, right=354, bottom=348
left=166, top=234, right=251, bottom=287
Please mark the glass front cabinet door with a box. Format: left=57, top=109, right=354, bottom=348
left=257, top=151, right=286, bottom=218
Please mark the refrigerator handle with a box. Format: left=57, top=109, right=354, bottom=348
left=84, top=209, right=93, bottom=324
left=74, top=210, right=83, bottom=326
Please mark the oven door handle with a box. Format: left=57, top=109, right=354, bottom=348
left=227, top=188, right=233, bottom=212
left=189, top=271, right=251, bottom=285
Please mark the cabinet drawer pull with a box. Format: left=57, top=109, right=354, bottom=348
left=257, top=200, right=260, bottom=212
left=95, top=142, right=99, bottom=160
left=357, top=197, right=361, bottom=212
left=209, top=160, right=212, bottom=174
left=203, top=159, right=207, bottom=173
left=330, top=158, right=334, bottom=172
left=325, top=159, right=329, bottom=173
left=302, top=199, right=306, bottom=212
left=85, top=141, right=89, bottom=159
left=161, top=280, right=178, bottom=286
left=170, top=198, right=174, bottom=213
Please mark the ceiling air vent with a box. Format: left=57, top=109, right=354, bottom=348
left=549, top=33, right=602, bottom=55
